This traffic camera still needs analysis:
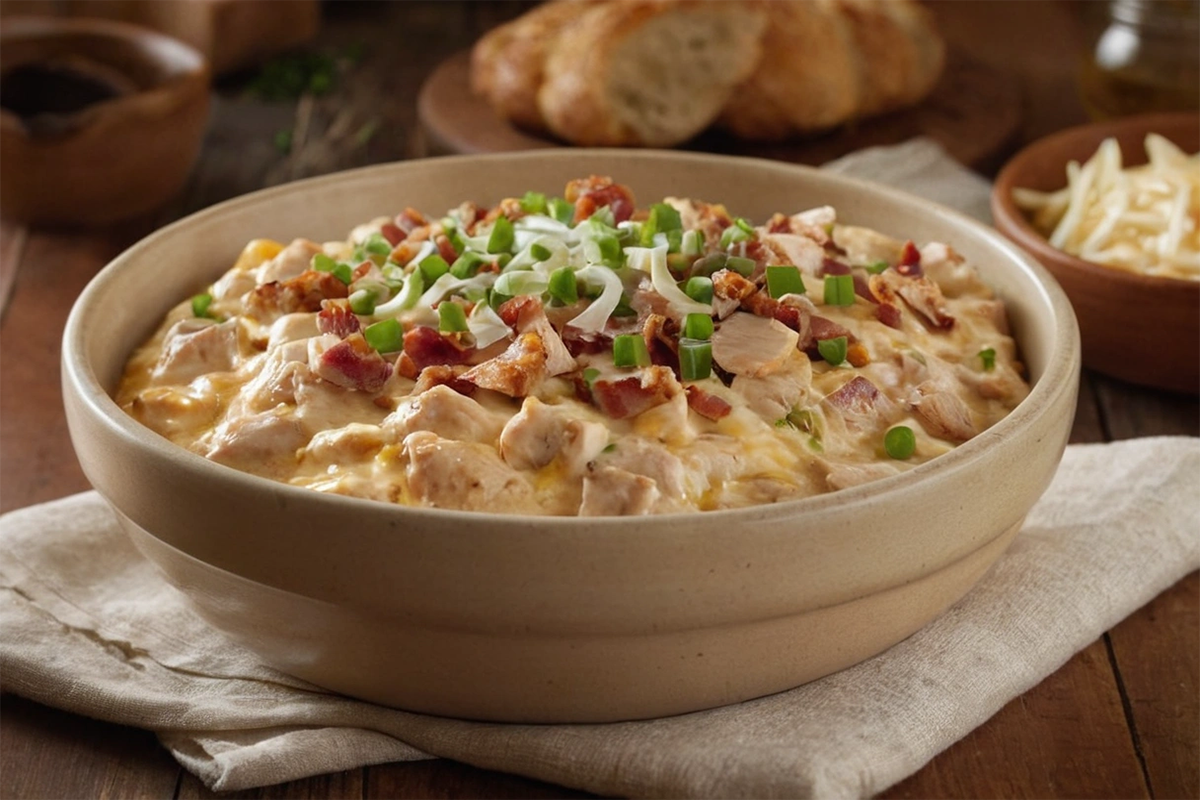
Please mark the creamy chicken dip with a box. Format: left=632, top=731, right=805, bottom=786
left=118, top=176, right=1030, bottom=516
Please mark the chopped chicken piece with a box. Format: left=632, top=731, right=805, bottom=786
left=309, top=333, right=393, bottom=393
left=498, top=396, right=608, bottom=473
left=402, top=431, right=536, bottom=513
left=205, top=408, right=307, bottom=473
left=912, top=387, right=978, bottom=442
left=257, top=239, right=323, bottom=284
left=267, top=313, right=320, bottom=348
left=731, top=350, right=812, bottom=421
left=578, top=466, right=659, bottom=516
left=711, top=312, right=799, bottom=376
left=302, top=423, right=386, bottom=467
left=385, top=384, right=505, bottom=444
left=151, top=319, right=245, bottom=386
left=128, top=386, right=219, bottom=439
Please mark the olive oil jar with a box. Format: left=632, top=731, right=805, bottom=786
left=1080, top=0, right=1199, bottom=119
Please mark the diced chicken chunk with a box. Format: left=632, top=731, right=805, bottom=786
left=128, top=386, right=219, bottom=438
left=384, top=384, right=505, bottom=444
left=151, top=319, right=245, bottom=386
left=402, top=431, right=536, bottom=513
left=731, top=351, right=812, bottom=422
left=578, top=466, right=659, bottom=516
left=257, top=239, right=323, bottom=284
left=302, top=423, right=385, bottom=468
left=711, top=312, right=799, bottom=376
left=499, top=396, right=608, bottom=473
left=912, top=387, right=978, bottom=442
left=205, top=409, right=307, bottom=473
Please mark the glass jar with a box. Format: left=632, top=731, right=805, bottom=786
left=1079, top=0, right=1200, bottom=119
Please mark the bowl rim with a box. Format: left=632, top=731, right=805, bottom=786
left=991, top=112, right=1200, bottom=292
left=0, top=14, right=209, bottom=134
left=63, top=148, right=1081, bottom=529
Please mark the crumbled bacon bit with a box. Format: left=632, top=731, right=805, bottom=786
left=820, top=258, right=851, bottom=276
left=398, top=325, right=475, bottom=378
left=380, top=222, right=405, bottom=246
left=314, top=334, right=392, bottom=393
left=876, top=302, right=903, bottom=329
left=412, top=364, right=477, bottom=397
left=896, top=240, right=922, bottom=277
left=766, top=213, right=791, bottom=234
left=825, top=376, right=883, bottom=415
left=642, top=313, right=679, bottom=369
left=497, top=295, right=540, bottom=328
left=435, top=234, right=458, bottom=264
left=317, top=299, right=361, bottom=339
left=565, top=175, right=636, bottom=224
left=245, top=269, right=349, bottom=322
left=590, top=366, right=679, bottom=419
left=460, top=332, right=547, bottom=397
left=395, top=208, right=428, bottom=235
left=685, top=386, right=732, bottom=420
left=799, top=315, right=854, bottom=354
left=712, top=270, right=757, bottom=302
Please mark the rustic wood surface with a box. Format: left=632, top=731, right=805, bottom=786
left=1, top=2, right=1197, bottom=798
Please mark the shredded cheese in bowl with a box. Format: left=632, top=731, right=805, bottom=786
left=1012, top=134, right=1199, bottom=280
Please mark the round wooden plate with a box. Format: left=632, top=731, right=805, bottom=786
left=417, top=49, right=1023, bottom=170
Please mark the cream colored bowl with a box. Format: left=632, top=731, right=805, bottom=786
left=62, top=151, right=1080, bottom=723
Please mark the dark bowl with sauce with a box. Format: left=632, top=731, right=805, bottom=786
left=0, top=17, right=210, bottom=226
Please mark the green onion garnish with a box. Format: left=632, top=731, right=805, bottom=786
left=583, top=367, right=600, bottom=390
left=548, top=197, right=574, bottom=225
left=363, top=318, right=403, bottom=353
left=487, top=215, right=515, bottom=254
left=766, top=265, right=805, bottom=298
left=678, top=338, right=713, bottom=381
left=817, top=336, right=848, bottom=366
left=530, top=243, right=553, bottom=262
left=418, top=254, right=450, bottom=283
left=520, top=191, right=548, bottom=215
left=681, top=228, right=705, bottom=256
left=438, top=302, right=469, bottom=333
left=548, top=266, right=578, bottom=305
left=311, top=253, right=337, bottom=272
left=612, top=334, right=650, bottom=367
left=595, top=232, right=624, bottom=268
left=666, top=228, right=683, bottom=253
left=734, top=217, right=755, bottom=236
left=449, top=251, right=486, bottom=279
left=640, top=202, right=683, bottom=247
left=349, top=289, right=377, bottom=315
left=719, top=223, right=752, bottom=249
left=331, top=262, right=354, bottom=285
left=489, top=289, right=512, bottom=311
left=824, top=274, right=855, bottom=306
left=191, top=292, right=214, bottom=318
left=692, top=252, right=727, bottom=277
left=684, top=276, right=714, bottom=304
left=866, top=260, right=890, bottom=275
left=683, top=312, right=714, bottom=340
left=726, top=255, right=755, bottom=277
left=363, top=233, right=392, bottom=257
left=884, top=425, right=916, bottom=459
left=979, top=347, right=996, bottom=371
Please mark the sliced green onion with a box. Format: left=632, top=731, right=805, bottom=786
left=734, top=217, right=756, bottom=235
left=449, top=251, right=487, bottom=279
left=817, top=336, right=848, bottom=366
left=766, top=265, right=806, bottom=298
left=191, top=292, right=214, bottom=318
left=683, top=312, right=714, bottom=340
left=349, top=288, right=377, bottom=315
left=548, top=197, right=574, bottom=225
left=866, top=260, right=890, bottom=275
left=583, top=367, right=600, bottom=389
left=363, top=233, right=392, bottom=257
left=979, top=347, right=996, bottom=371
left=438, top=302, right=469, bottom=333
left=681, top=228, right=705, bottom=256
left=487, top=215, right=515, bottom=254
left=331, top=262, right=354, bottom=284
left=373, top=269, right=424, bottom=315
left=640, top=202, right=683, bottom=247
left=719, top=224, right=751, bottom=249
left=683, top=276, right=714, bottom=304
left=678, top=338, right=713, bottom=381
left=726, top=256, right=755, bottom=277
left=592, top=232, right=624, bottom=268
left=823, top=274, right=855, bottom=306
left=419, top=254, right=450, bottom=283
left=311, top=253, right=337, bottom=272
left=520, top=191, right=548, bottom=215
left=530, top=242, right=553, bottom=262
left=448, top=227, right=467, bottom=255
left=691, top=252, right=727, bottom=277
left=363, top=318, right=403, bottom=353
left=548, top=266, right=578, bottom=305
left=589, top=206, right=616, bottom=229
left=666, top=228, right=683, bottom=253
left=612, top=334, right=651, bottom=368
left=884, top=425, right=916, bottom=459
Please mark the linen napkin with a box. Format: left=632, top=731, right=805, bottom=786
left=3, top=437, right=1198, bottom=797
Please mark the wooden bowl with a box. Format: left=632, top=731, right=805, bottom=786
left=0, top=17, right=210, bottom=226
left=62, top=150, right=1080, bottom=722
left=991, top=113, right=1199, bottom=394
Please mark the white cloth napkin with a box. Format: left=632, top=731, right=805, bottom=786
left=2, top=437, right=1198, bottom=796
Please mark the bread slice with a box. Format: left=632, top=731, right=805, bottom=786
left=469, top=0, right=587, bottom=134
left=536, top=0, right=767, bottom=147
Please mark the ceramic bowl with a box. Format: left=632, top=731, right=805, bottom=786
left=0, top=17, right=210, bottom=226
left=62, top=150, right=1080, bottom=723
left=991, top=113, right=1199, bottom=394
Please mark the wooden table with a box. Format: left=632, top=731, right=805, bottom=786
left=1, top=2, right=1196, bottom=798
